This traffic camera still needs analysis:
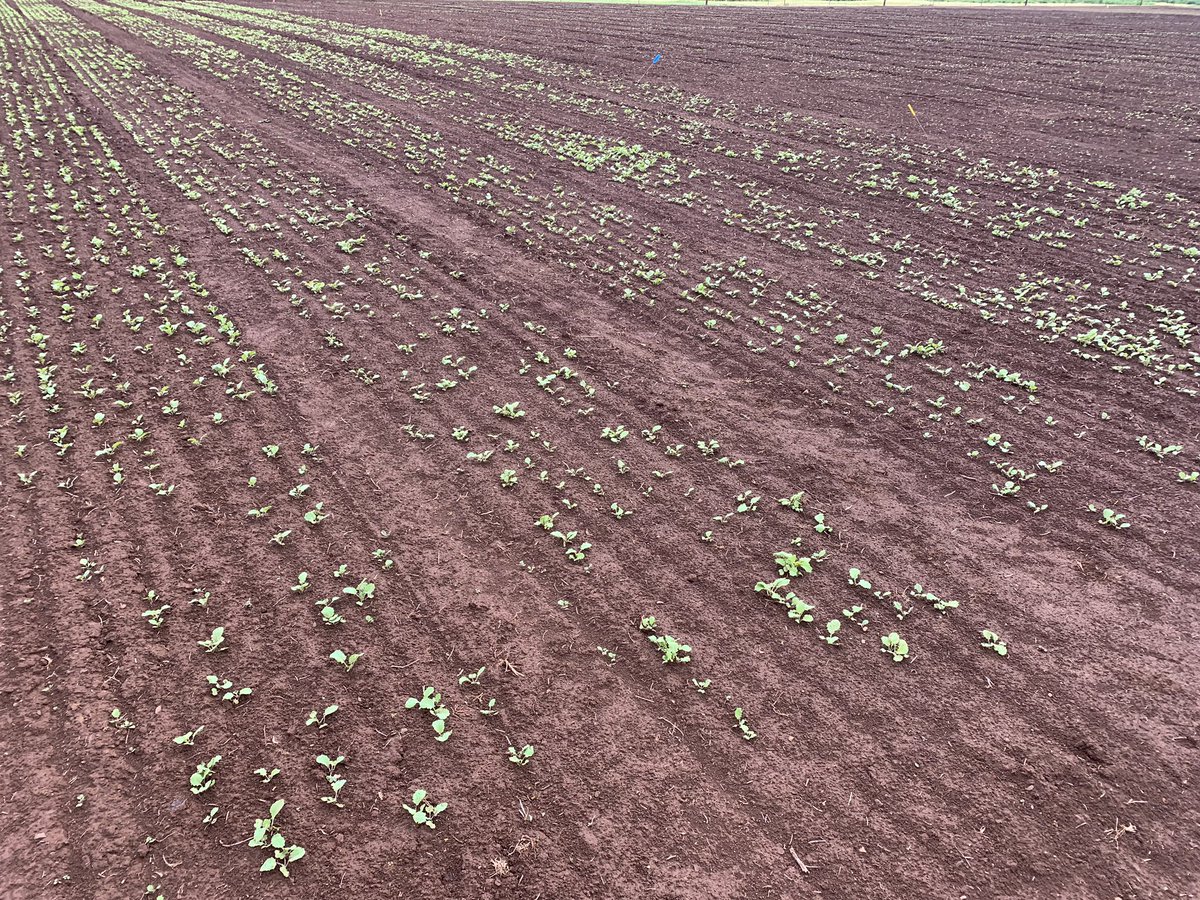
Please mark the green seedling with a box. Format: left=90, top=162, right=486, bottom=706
left=249, top=799, right=305, bottom=876
left=639, top=615, right=692, bottom=663
left=647, top=633, right=691, bottom=663
left=197, top=627, right=226, bottom=653
left=775, top=549, right=825, bottom=577
left=601, top=424, right=629, bottom=443
left=403, top=789, right=448, bottom=829
left=843, top=604, right=870, bottom=630
left=733, top=707, right=757, bottom=741
left=507, top=743, right=536, bottom=766
left=254, top=767, right=280, bottom=784
left=881, top=632, right=910, bottom=663
left=206, top=675, right=252, bottom=705
left=847, top=567, right=872, bottom=590
left=564, top=540, right=592, bottom=563
left=329, top=650, right=362, bottom=672
left=821, top=619, right=841, bottom=645
left=315, top=754, right=346, bottom=807
left=316, top=596, right=345, bottom=626
left=110, top=709, right=135, bottom=730
left=991, top=480, right=1020, bottom=497
left=734, top=491, right=760, bottom=514
left=610, top=502, right=631, bottom=519
left=342, top=580, right=375, bottom=605
left=980, top=630, right=1009, bottom=656
left=142, top=605, right=171, bottom=629
left=787, top=597, right=815, bottom=624
left=1089, top=504, right=1130, bottom=529
left=458, top=667, right=485, bottom=687
left=910, top=584, right=958, bottom=613
left=306, top=704, right=339, bottom=729
left=1137, top=435, right=1183, bottom=459
left=173, top=725, right=205, bottom=746
left=405, top=687, right=452, bottom=741
left=494, top=402, right=525, bottom=419
left=778, top=491, right=806, bottom=512
left=190, top=755, right=221, bottom=795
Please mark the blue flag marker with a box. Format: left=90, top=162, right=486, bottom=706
left=637, top=52, right=664, bottom=85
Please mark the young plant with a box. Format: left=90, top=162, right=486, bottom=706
left=249, top=800, right=305, bottom=876
left=980, top=630, right=1009, bottom=656
left=315, top=596, right=345, bottom=626
left=458, top=666, right=485, bottom=687
left=315, top=754, right=347, bottom=808
left=507, top=743, right=536, bottom=766
left=206, top=676, right=252, bottom=705
left=404, top=687, right=453, bottom=742
left=1089, top=504, right=1130, bottom=529
left=775, top=549, right=826, bottom=577
left=601, top=424, right=629, bottom=443
left=733, top=707, right=757, bottom=741
left=843, top=604, right=870, bottom=630
left=880, top=632, right=910, bottom=663
left=778, top=491, right=806, bottom=512
left=189, top=755, right=221, bottom=795
left=821, top=619, right=841, bottom=645
left=197, top=627, right=226, bottom=653
left=303, top=503, right=330, bottom=526
left=142, top=604, right=171, bottom=629
left=493, top=401, right=525, bottom=419
left=329, top=649, right=363, bottom=672
left=639, top=615, right=692, bottom=663
left=342, top=580, right=375, bottom=605
left=173, top=725, right=206, bottom=746
left=306, top=704, right=339, bottom=729
left=910, top=583, right=958, bottom=613
left=403, top=789, right=448, bottom=829
left=847, top=567, right=872, bottom=590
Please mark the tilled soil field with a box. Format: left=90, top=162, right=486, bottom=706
left=1, top=1, right=1198, bottom=898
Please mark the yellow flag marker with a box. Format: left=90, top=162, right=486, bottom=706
left=908, top=103, right=926, bottom=133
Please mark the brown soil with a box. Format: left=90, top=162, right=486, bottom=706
left=1, top=1, right=1197, bottom=899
